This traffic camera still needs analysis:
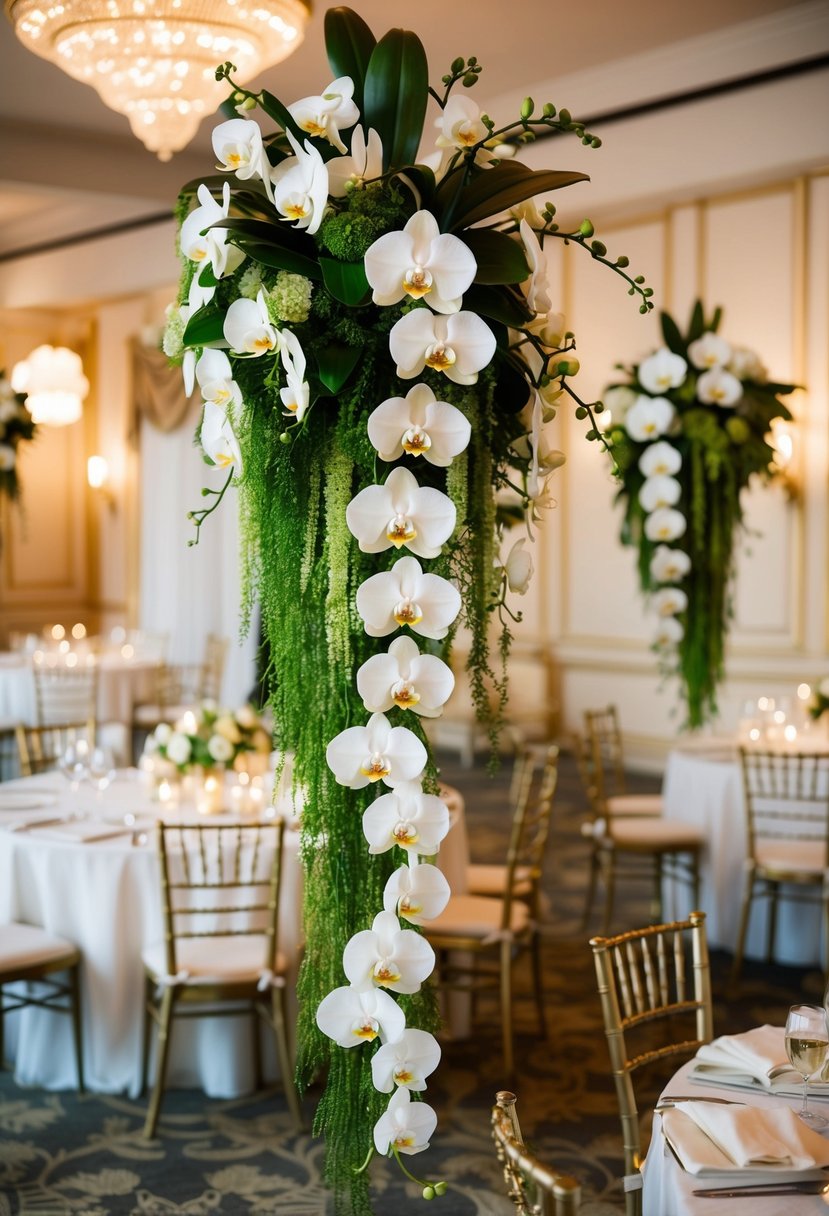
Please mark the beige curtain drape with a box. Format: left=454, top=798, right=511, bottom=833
left=130, top=337, right=191, bottom=434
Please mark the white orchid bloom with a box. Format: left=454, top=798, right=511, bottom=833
left=356, top=556, right=461, bottom=640
left=499, top=537, right=534, bottom=595
left=390, top=309, right=495, bottom=384
left=365, top=211, right=477, bottom=315
left=287, top=76, right=359, bottom=154
left=383, top=861, right=451, bottom=925
left=644, top=507, right=686, bottom=543
left=357, top=636, right=454, bottom=717
left=271, top=130, right=330, bottom=235
left=637, top=347, right=687, bottom=394
left=367, top=383, right=471, bottom=467
left=223, top=290, right=279, bottom=357
left=602, top=385, right=636, bottom=425
left=654, top=616, right=684, bottom=647
left=525, top=390, right=565, bottom=507
left=363, top=782, right=450, bottom=856
left=624, top=395, right=676, bottom=442
left=697, top=367, right=742, bottom=407
left=687, top=332, right=731, bottom=370
left=374, top=1088, right=437, bottom=1157
left=176, top=305, right=197, bottom=398
left=326, top=711, right=427, bottom=790
left=344, top=909, right=435, bottom=995
left=650, top=545, right=691, bottom=583
left=187, top=270, right=215, bottom=315
left=346, top=467, right=456, bottom=559
left=200, top=402, right=243, bottom=473
left=652, top=587, right=688, bottom=617
left=519, top=219, right=551, bottom=315
left=180, top=182, right=245, bottom=285
left=316, top=984, right=405, bottom=1049
left=195, top=349, right=242, bottom=411
left=510, top=199, right=546, bottom=230
left=526, top=311, right=567, bottom=351
left=279, top=329, right=310, bottom=420
left=728, top=346, right=767, bottom=382
left=371, top=1027, right=442, bottom=1094
left=328, top=126, right=383, bottom=196
left=212, top=118, right=274, bottom=201
left=638, top=474, right=681, bottom=513
left=639, top=441, right=681, bottom=478
left=435, top=94, right=488, bottom=150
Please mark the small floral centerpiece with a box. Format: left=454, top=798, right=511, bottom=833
left=603, top=301, right=795, bottom=727
left=148, top=702, right=271, bottom=772
left=0, top=373, right=36, bottom=510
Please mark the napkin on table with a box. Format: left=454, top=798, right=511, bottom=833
left=661, top=1102, right=829, bottom=1178
left=692, top=1025, right=790, bottom=1089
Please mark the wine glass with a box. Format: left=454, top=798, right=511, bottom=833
left=785, top=1004, right=829, bottom=1126
left=88, top=746, right=116, bottom=797
left=59, top=739, right=90, bottom=794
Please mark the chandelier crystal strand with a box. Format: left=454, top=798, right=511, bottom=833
left=8, top=0, right=310, bottom=160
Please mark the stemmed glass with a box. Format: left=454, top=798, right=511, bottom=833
left=785, top=1004, right=829, bottom=1126
left=59, top=739, right=90, bottom=794
left=88, top=746, right=116, bottom=802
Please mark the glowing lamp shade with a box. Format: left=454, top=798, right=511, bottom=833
left=11, top=345, right=89, bottom=427
left=7, top=0, right=310, bottom=161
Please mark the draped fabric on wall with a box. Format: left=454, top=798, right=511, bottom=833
left=130, top=337, right=191, bottom=435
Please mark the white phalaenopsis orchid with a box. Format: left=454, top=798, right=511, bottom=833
left=195, top=350, right=242, bottom=411
left=356, top=556, right=461, bottom=640
left=271, top=131, right=329, bottom=235
left=696, top=367, right=742, bottom=407
left=200, top=401, right=242, bottom=472
left=287, top=76, right=359, bottom=153
left=652, top=587, right=688, bottom=616
left=374, top=1088, right=437, bottom=1157
left=435, top=94, right=488, bottom=150
left=279, top=329, right=310, bottom=420
left=345, top=466, right=456, bottom=558
left=180, top=182, right=245, bottom=287
left=510, top=199, right=546, bottom=230
left=650, top=545, right=691, bottom=582
left=212, top=118, right=274, bottom=201
left=371, top=1028, right=441, bottom=1094
left=602, top=385, right=637, bottom=425
left=644, top=507, right=686, bottom=543
left=624, top=395, right=676, bottom=442
left=362, top=782, right=450, bottom=856
left=326, top=711, right=427, bottom=789
left=384, top=861, right=451, bottom=925
left=638, top=348, right=687, bottom=394
left=519, top=219, right=552, bottom=315
left=366, top=384, right=471, bottom=467
left=364, top=211, right=477, bottom=314
left=728, top=346, right=767, bottom=382
left=526, top=311, right=567, bottom=351
left=639, top=441, right=682, bottom=478
left=390, top=310, right=496, bottom=384
left=525, top=390, right=565, bottom=510
left=328, top=126, right=383, bottom=196
left=654, top=617, right=684, bottom=647
left=356, top=636, right=454, bottom=717
left=499, top=537, right=534, bottom=595
left=315, top=984, right=405, bottom=1049
left=223, top=290, right=279, bottom=356
left=687, top=332, right=731, bottom=370
left=343, top=910, right=435, bottom=994
left=638, top=475, right=681, bottom=513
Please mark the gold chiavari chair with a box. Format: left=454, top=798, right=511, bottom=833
left=141, top=818, right=303, bottom=1138
left=590, top=911, right=713, bottom=1216
left=131, top=633, right=231, bottom=740
left=574, top=732, right=704, bottom=933
left=15, top=720, right=96, bottom=777
left=492, top=1091, right=581, bottom=1215
left=731, top=748, right=829, bottom=983
left=32, top=662, right=98, bottom=726
left=583, top=708, right=663, bottom=818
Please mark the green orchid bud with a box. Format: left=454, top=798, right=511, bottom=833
left=559, top=108, right=571, bottom=125
left=616, top=255, right=629, bottom=268
left=240, top=96, right=256, bottom=111
left=639, top=303, right=649, bottom=314
left=543, top=102, right=555, bottom=117
left=579, top=219, right=594, bottom=238
left=586, top=428, right=599, bottom=441
left=435, top=1182, right=447, bottom=1197
left=468, top=56, right=478, bottom=66
left=726, top=417, right=750, bottom=444
left=591, top=136, right=602, bottom=148
left=463, top=73, right=477, bottom=87
left=451, top=57, right=464, bottom=73
left=279, top=431, right=292, bottom=445
left=591, top=240, right=607, bottom=257
left=575, top=406, right=588, bottom=420
left=520, top=97, right=534, bottom=119
left=423, top=1186, right=435, bottom=1200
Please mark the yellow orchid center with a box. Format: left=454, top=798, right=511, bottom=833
left=210, top=385, right=231, bottom=405
left=192, top=246, right=208, bottom=262
left=393, top=1067, right=415, bottom=1085
left=393, top=1133, right=416, bottom=1149
left=285, top=202, right=309, bottom=220
left=302, top=118, right=327, bottom=138
left=386, top=514, right=416, bottom=548
left=225, top=150, right=246, bottom=169
left=251, top=334, right=276, bottom=353
left=391, top=680, right=420, bottom=710
left=214, top=452, right=235, bottom=469
left=399, top=895, right=421, bottom=915
left=425, top=343, right=456, bottom=373
left=709, top=386, right=725, bottom=401
left=643, top=421, right=656, bottom=435
left=373, top=958, right=402, bottom=984
left=403, top=266, right=433, bottom=300
left=402, top=427, right=432, bottom=456
left=360, top=753, right=391, bottom=782
left=392, top=820, right=419, bottom=846
left=351, top=1018, right=379, bottom=1041
left=394, top=598, right=423, bottom=628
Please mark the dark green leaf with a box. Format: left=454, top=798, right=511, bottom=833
left=659, top=311, right=686, bottom=356
left=209, top=216, right=319, bottom=262
left=363, top=28, right=429, bottom=171
left=439, top=161, right=589, bottom=231
left=710, top=305, right=722, bottom=333
left=494, top=354, right=532, bottom=414
left=198, top=263, right=218, bottom=288
left=464, top=284, right=533, bottom=328
left=395, top=165, right=436, bottom=210
left=315, top=342, right=362, bottom=394
left=324, top=8, right=376, bottom=114
left=232, top=240, right=323, bottom=280
left=319, top=257, right=370, bottom=305
left=258, top=89, right=316, bottom=150
left=183, top=307, right=226, bottom=347
left=461, top=230, right=530, bottom=285
left=688, top=300, right=705, bottom=341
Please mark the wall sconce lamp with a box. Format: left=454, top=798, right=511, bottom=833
left=770, top=418, right=797, bottom=497
left=87, top=455, right=116, bottom=512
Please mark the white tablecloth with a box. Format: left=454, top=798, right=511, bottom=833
left=642, top=1056, right=827, bottom=1215
left=662, top=748, right=822, bottom=965
left=0, top=772, right=469, bottom=1095
left=0, top=653, right=159, bottom=726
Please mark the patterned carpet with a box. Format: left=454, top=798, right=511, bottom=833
left=0, top=750, right=822, bottom=1215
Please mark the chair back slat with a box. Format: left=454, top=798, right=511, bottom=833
left=584, top=706, right=626, bottom=801
left=492, top=1091, right=581, bottom=1215
left=502, top=744, right=559, bottom=930
left=15, top=721, right=96, bottom=777
left=33, top=664, right=98, bottom=726
left=739, top=749, right=829, bottom=864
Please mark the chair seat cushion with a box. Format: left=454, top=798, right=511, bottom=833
left=607, top=793, right=663, bottom=817
left=755, top=840, right=827, bottom=877
left=466, top=864, right=532, bottom=898
left=608, top=817, right=705, bottom=852
left=142, top=935, right=287, bottom=986
left=0, top=922, right=78, bottom=975
left=425, top=894, right=530, bottom=941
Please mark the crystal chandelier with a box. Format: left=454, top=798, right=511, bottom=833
left=11, top=345, right=89, bottom=427
left=7, top=0, right=311, bottom=161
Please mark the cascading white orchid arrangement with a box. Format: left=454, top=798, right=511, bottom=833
left=168, top=7, right=654, bottom=1210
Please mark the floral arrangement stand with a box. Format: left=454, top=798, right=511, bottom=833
left=603, top=301, right=795, bottom=728
left=167, top=7, right=653, bottom=1210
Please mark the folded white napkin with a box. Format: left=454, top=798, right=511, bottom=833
left=693, top=1025, right=788, bottom=1088
left=662, top=1104, right=829, bottom=1178
left=32, top=820, right=132, bottom=844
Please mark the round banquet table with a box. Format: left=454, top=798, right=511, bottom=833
left=0, top=652, right=159, bottom=726
left=661, top=747, right=823, bottom=965
left=0, top=773, right=469, bottom=1095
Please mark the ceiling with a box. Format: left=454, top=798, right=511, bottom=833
left=0, top=0, right=805, bottom=258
